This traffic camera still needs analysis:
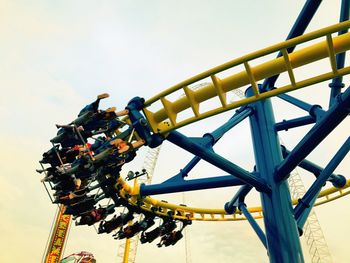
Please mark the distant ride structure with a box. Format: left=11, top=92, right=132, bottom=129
left=39, top=1, right=350, bottom=263
left=60, top=251, right=96, bottom=263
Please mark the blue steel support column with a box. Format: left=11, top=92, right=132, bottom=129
left=239, top=203, right=267, bottom=249
left=247, top=87, right=304, bottom=263
left=329, top=0, right=349, bottom=106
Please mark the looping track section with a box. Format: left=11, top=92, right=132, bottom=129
left=142, top=21, right=350, bottom=134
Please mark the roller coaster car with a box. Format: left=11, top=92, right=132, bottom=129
left=48, top=142, right=92, bottom=167
left=181, top=219, right=192, bottom=227
left=95, top=164, right=122, bottom=180
left=76, top=111, right=115, bottom=132
left=141, top=216, right=156, bottom=230
left=75, top=213, right=95, bottom=226
left=89, top=117, right=125, bottom=137
left=113, top=196, right=129, bottom=207
left=93, top=144, right=136, bottom=170
left=140, top=218, right=177, bottom=244
left=72, top=104, right=127, bottom=135
left=37, top=167, right=62, bottom=183
left=98, top=186, right=116, bottom=199
left=96, top=174, right=118, bottom=187
left=52, top=178, right=78, bottom=193
left=54, top=188, right=90, bottom=205
left=70, top=111, right=94, bottom=127
left=98, top=215, right=118, bottom=234
left=75, top=204, right=115, bottom=226
left=140, top=227, right=160, bottom=244
left=159, top=219, right=177, bottom=236
left=53, top=156, right=92, bottom=178
left=64, top=197, right=97, bottom=216
left=40, top=145, right=80, bottom=167
left=157, top=231, right=183, bottom=247
left=100, top=211, right=134, bottom=234
left=50, top=126, right=93, bottom=148
left=118, top=216, right=156, bottom=239
left=156, top=219, right=190, bottom=247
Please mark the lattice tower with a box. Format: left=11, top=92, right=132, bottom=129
left=288, top=169, right=333, bottom=263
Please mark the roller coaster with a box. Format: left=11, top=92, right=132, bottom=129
left=39, top=1, right=350, bottom=262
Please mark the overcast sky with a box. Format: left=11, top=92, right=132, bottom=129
left=0, top=1, right=349, bottom=262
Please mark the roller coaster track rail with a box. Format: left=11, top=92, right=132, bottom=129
left=141, top=21, right=350, bottom=134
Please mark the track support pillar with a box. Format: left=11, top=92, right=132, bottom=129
left=247, top=86, right=304, bottom=263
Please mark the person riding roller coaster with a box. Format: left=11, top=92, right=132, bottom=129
left=63, top=195, right=99, bottom=216
left=38, top=143, right=92, bottom=182
left=72, top=93, right=129, bottom=135
left=92, top=137, right=144, bottom=170
left=140, top=217, right=177, bottom=244
left=78, top=93, right=110, bottom=117
left=39, top=145, right=81, bottom=167
left=75, top=204, right=115, bottom=226
left=156, top=219, right=191, bottom=247
left=116, top=215, right=155, bottom=239
left=81, top=107, right=128, bottom=136
left=51, top=125, right=94, bottom=148
left=98, top=210, right=134, bottom=234
left=55, top=137, right=144, bottom=185
left=157, top=231, right=183, bottom=247
left=37, top=93, right=180, bottom=247
left=40, top=137, right=142, bottom=205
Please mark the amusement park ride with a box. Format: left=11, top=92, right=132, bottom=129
left=38, top=1, right=350, bottom=262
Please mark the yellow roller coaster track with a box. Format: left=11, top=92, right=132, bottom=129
left=117, top=21, right=350, bottom=222
left=115, top=177, right=350, bottom=222
left=142, top=20, right=350, bottom=134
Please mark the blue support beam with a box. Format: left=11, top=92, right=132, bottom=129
left=224, top=184, right=253, bottom=214
left=141, top=107, right=254, bottom=196
left=275, top=116, right=315, bottom=132
left=329, top=0, right=350, bottom=106
left=277, top=93, right=325, bottom=120
left=166, top=131, right=271, bottom=193
left=140, top=174, right=244, bottom=196
left=247, top=87, right=304, bottom=263
left=239, top=202, right=267, bottom=249
left=275, top=87, right=350, bottom=182
left=281, top=146, right=346, bottom=188
left=295, top=137, right=350, bottom=230
left=180, top=156, right=201, bottom=178
left=180, top=107, right=253, bottom=177
left=210, top=107, right=253, bottom=143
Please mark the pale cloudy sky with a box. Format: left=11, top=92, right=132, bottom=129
left=0, top=1, right=349, bottom=262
